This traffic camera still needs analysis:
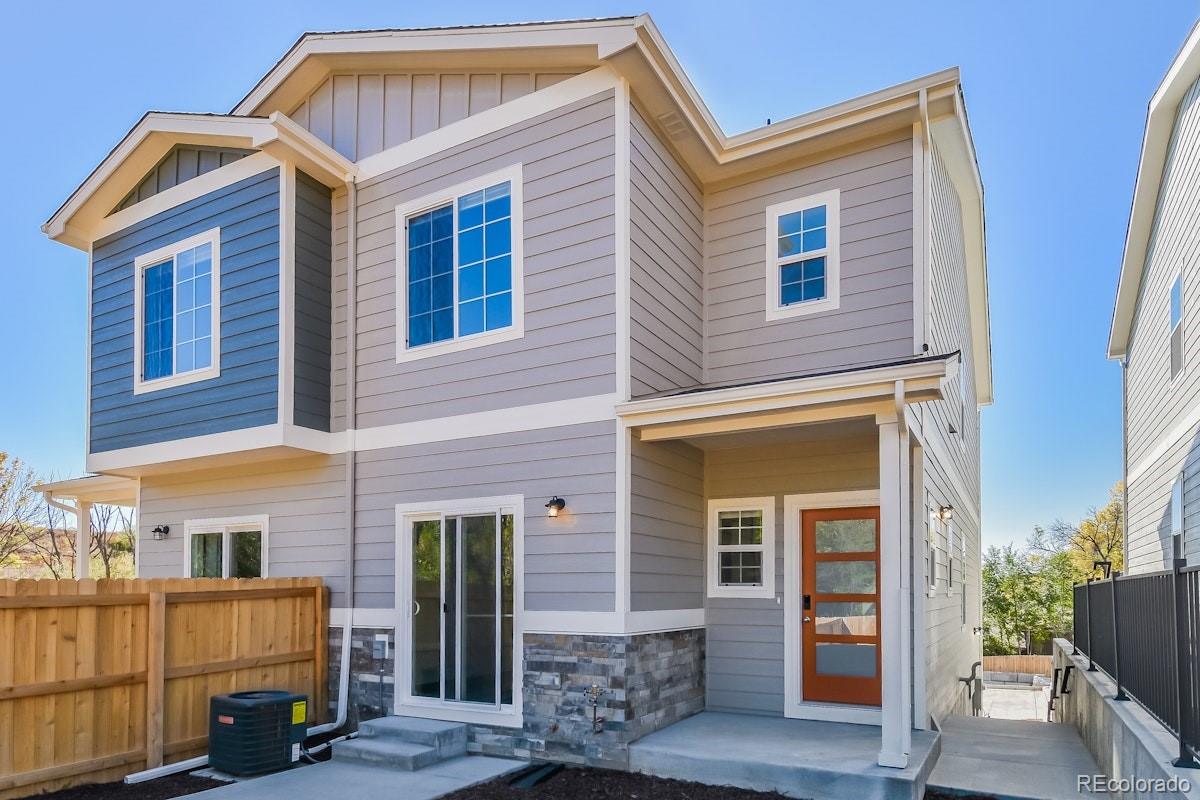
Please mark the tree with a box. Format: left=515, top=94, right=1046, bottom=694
left=0, top=453, right=41, bottom=571
left=1030, top=483, right=1124, bottom=581
left=90, top=504, right=135, bottom=578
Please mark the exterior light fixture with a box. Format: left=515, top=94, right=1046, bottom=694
left=1093, top=560, right=1112, bottom=579
left=937, top=505, right=954, bottom=522
left=545, top=497, right=566, bottom=518
left=152, top=525, right=170, bottom=540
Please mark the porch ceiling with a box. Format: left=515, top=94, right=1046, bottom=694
left=679, top=416, right=878, bottom=451
left=35, top=474, right=138, bottom=507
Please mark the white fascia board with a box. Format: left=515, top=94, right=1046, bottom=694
left=35, top=474, right=139, bottom=506
left=1110, top=21, right=1200, bottom=359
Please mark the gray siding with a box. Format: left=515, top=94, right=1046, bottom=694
left=630, top=437, right=704, bottom=611
left=138, top=455, right=349, bottom=603
left=290, top=71, right=582, bottom=161
left=704, top=432, right=879, bottom=716
left=334, top=90, right=616, bottom=430
left=294, top=170, right=333, bottom=432
left=90, top=169, right=281, bottom=453
left=629, top=104, right=704, bottom=397
left=353, top=421, right=617, bottom=611
left=704, top=135, right=915, bottom=386
left=114, top=145, right=254, bottom=212
left=1126, top=76, right=1200, bottom=573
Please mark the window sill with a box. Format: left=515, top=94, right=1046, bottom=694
left=708, top=586, right=775, bottom=600
left=395, top=325, right=523, bottom=364
left=765, top=295, right=840, bottom=321
left=133, top=364, right=221, bottom=395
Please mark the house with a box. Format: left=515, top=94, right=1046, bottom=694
left=1110, top=21, right=1200, bottom=573
left=39, top=14, right=990, bottom=785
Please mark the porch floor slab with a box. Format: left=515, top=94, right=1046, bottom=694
left=628, top=711, right=940, bottom=800
left=927, top=715, right=1100, bottom=800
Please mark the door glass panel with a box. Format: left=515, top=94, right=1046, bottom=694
left=815, top=642, right=877, bottom=677
left=461, top=514, right=497, bottom=704
left=814, top=519, right=876, bottom=553
left=444, top=518, right=458, bottom=700
left=229, top=530, right=262, bottom=578
left=500, top=514, right=515, bottom=705
left=815, top=561, right=876, bottom=594
left=814, top=601, right=877, bottom=636
left=190, top=532, right=222, bottom=578
left=411, top=519, right=442, bottom=699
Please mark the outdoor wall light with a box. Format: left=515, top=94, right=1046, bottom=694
left=152, top=525, right=170, bottom=540
left=545, top=497, right=567, bottom=518
left=936, top=505, right=954, bottom=522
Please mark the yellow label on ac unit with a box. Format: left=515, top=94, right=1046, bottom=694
left=292, top=701, right=307, bottom=725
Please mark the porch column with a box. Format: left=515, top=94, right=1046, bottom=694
left=75, top=501, right=91, bottom=580
left=877, top=413, right=912, bottom=768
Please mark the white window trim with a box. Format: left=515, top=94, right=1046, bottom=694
left=764, top=188, right=841, bottom=321
left=182, top=514, right=269, bottom=578
left=707, top=497, right=776, bottom=599
left=1170, top=270, right=1184, bottom=384
left=929, top=509, right=945, bottom=598
left=393, top=164, right=525, bottom=364
left=132, top=227, right=222, bottom=395
left=393, top=494, right=525, bottom=728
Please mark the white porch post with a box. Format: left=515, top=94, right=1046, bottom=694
left=75, top=501, right=92, bottom=579
left=877, top=407, right=912, bottom=768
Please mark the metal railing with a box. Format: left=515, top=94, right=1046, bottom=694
left=1072, top=550, right=1200, bottom=768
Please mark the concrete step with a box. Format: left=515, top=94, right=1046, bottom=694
left=331, top=737, right=441, bottom=771
left=357, top=716, right=468, bottom=759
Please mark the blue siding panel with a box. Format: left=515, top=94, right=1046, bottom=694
left=89, top=168, right=281, bottom=453
left=293, top=171, right=332, bottom=432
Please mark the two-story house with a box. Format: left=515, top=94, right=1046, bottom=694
left=40, top=14, right=990, bottom=786
left=1110, top=21, right=1200, bottom=573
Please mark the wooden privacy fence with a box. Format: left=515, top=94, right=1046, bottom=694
left=0, top=577, right=328, bottom=799
left=982, top=655, right=1053, bottom=675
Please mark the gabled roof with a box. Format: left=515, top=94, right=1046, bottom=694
left=1109, top=20, right=1200, bottom=359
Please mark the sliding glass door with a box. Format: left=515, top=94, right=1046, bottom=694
left=409, top=511, right=515, bottom=708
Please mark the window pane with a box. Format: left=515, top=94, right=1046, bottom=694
left=484, top=182, right=511, bottom=219
left=458, top=190, right=485, bottom=230
left=815, top=643, right=876, bottom=677
left=230, top=530, right=262, bottom=578
left=718, top=551, right=763, bottom=586
left=193, top=244, right=212, bottom=276
left=409, top=314, right=432, bottom=347
left=408, top=214, right=431, bottom=247
left=778, top=233, right=803, bottom=258
left=411, top=519, right=441, bottom=699
left=431, top=205, right=454, bottom=241
left=717, top=509, right=762, bottom=545
left=459, top=263, right=484, bottom=301
left=409, top=278, right=431, bottom=315
left=143, top=260, right=174, bottom=380
left=485, top=256, right=511, bottom=293
left=407, top=205, right=453, bottom=348
left=802, top=227, right=826, bottom=252
left=484, top=220, right=510, bottom=259
left=461, top=514, right=497, bottom=704
left=814, top=519, right=876, bottom=553
left=458, top=226, right=483, bottom=267
left=815, top=561, right=876, bottom=594
left=780, top=256, right=826, bottom=306
left=777, top=210, right=803, bottom=237
left=485, top=293, right=512, bottom=330
left=193, top=337, right=212, bottom=369
left=459, top=299, right=485, bottom=336
left=432, top=308, right=454, bottom=342
left=500, top=513, right=515, bottom=705
left=190, top=532, right=222, bottom=578
left=1172, top=275, right=1182, bottom=328
left=814, top=601, right=877, bottom=636
left=802, top=204, right=826, bottom=229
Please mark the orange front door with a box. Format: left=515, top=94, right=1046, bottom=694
left=801, top=507, right=882, bottom=706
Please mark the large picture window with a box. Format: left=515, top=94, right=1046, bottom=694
left=395, top=165, right=524, bottom=362
left=133, top=228, right=221, bottom=394
left=765, top=189, right=840, bottom=320
left=708, top=497, right=776, bottom=599
left=183, top=515, right=267, bottom=579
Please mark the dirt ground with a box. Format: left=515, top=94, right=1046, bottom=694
left=17, top=774, right=223, bottom=800
left=439, top=767, right=791, bottom=800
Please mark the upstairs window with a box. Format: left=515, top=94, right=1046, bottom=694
left=765, top=189, right=841, bottom=320
left=396, top=165, right=524, bottom=362
left=133, top=228, right=220, bottom=394
left=1171, top=272, right=1184, bottom=380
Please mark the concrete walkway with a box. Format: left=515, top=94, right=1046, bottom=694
left=187, top=755, right=524, bottom=800
left=927, top=716, right=1101, bottom=800
left=981, top=683, right=1050, bottom=721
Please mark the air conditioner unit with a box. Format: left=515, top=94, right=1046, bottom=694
left=209, top=690, right=308, bottom=776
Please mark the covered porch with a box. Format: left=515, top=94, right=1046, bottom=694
left=35, top=473, right=139, bottom=578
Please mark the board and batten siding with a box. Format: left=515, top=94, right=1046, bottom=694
left=1126, top=75, right=1200, bottom=573
left=293, top=170, right=333, bottom=432
left=331, top=90, right=617, bottom=430
left=90, top=168, right=281, bottom=453
left=138, top=455, right=349, bottom=602
left=290, top=71, right=582, bottom=161
left=114, top=145, right=254, bottom=212
left=353, top=421, right=617, bottom=611
left=703, top=135, right=915, bottom=386
left=630, top=437, right=704, bottom=612
left=704, top=431, right=879, bottom=715
left=629, top=105, right=704, bottom=397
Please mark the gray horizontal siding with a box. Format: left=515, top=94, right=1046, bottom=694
left=291, top=71, right=581, bottom=161
left=352, top=420, right=617, bottom=611
left=90, top=168, right=281, bottom=452
left=629, top=104, right=704, bottom=397
left=294, top=170, right=332, bottom=432
left=705, top=432, right=878, bottom=716
left=115, top=145, right=254, bottom=212
left=335, top=90, right=617, bottom=430
left=630, top=437, right=704, bottom=612
left=704, top=135, right=915, bottom=386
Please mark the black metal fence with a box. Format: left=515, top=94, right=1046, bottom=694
left=1072, top=559, right=1200, bottom=767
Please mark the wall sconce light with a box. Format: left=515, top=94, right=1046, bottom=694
left=152, top=525, right=170, bottom=540
left=937, top=505, right=954, bottom=522
left=545, top=497, right=566, bottom=518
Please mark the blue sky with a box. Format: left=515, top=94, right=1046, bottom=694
left=1, top=0, right=1194, bottom=548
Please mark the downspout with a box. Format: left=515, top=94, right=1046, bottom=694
left=1122, top=358, right=1129, bottom=569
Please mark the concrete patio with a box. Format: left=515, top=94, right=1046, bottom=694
left=629, top=711, right=940, bottom=800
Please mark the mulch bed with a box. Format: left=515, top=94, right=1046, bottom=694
left=19, top=774, right=224, bottom=800
left=439, top=767, right=791, bottom=800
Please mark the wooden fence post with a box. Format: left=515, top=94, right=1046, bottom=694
left=313, top=584, right=328, bottom=724
left=145, top=591, right=166, bottom=769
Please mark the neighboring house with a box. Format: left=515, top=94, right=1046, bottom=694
left=40, top=15, right=990, bottom=772
left=1111, top=22, right=1200, bottom=573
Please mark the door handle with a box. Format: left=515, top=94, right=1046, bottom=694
left=803, top=616, right=812, bottom=623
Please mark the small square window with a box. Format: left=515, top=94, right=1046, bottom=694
left=709, top=499, right=776, bottom=598
left=765, top=190, right=840, bottom=321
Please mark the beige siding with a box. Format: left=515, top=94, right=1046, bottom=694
left=353, top=421, right=617, bottom=611
left=704, top=432, right=879, bottom=715
left=630, top=438, right=704, bottom=612
left=290, top=70, right=581, bottom=161
left=138, top=456, right=349, bottom=602
left=1126, top=76, right=1200, bottom=573
left=332, top=90, right=617, bottom=430
left=703, top=135, right=915, bottom=386
left=629, top=105, right=704, bottom=397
